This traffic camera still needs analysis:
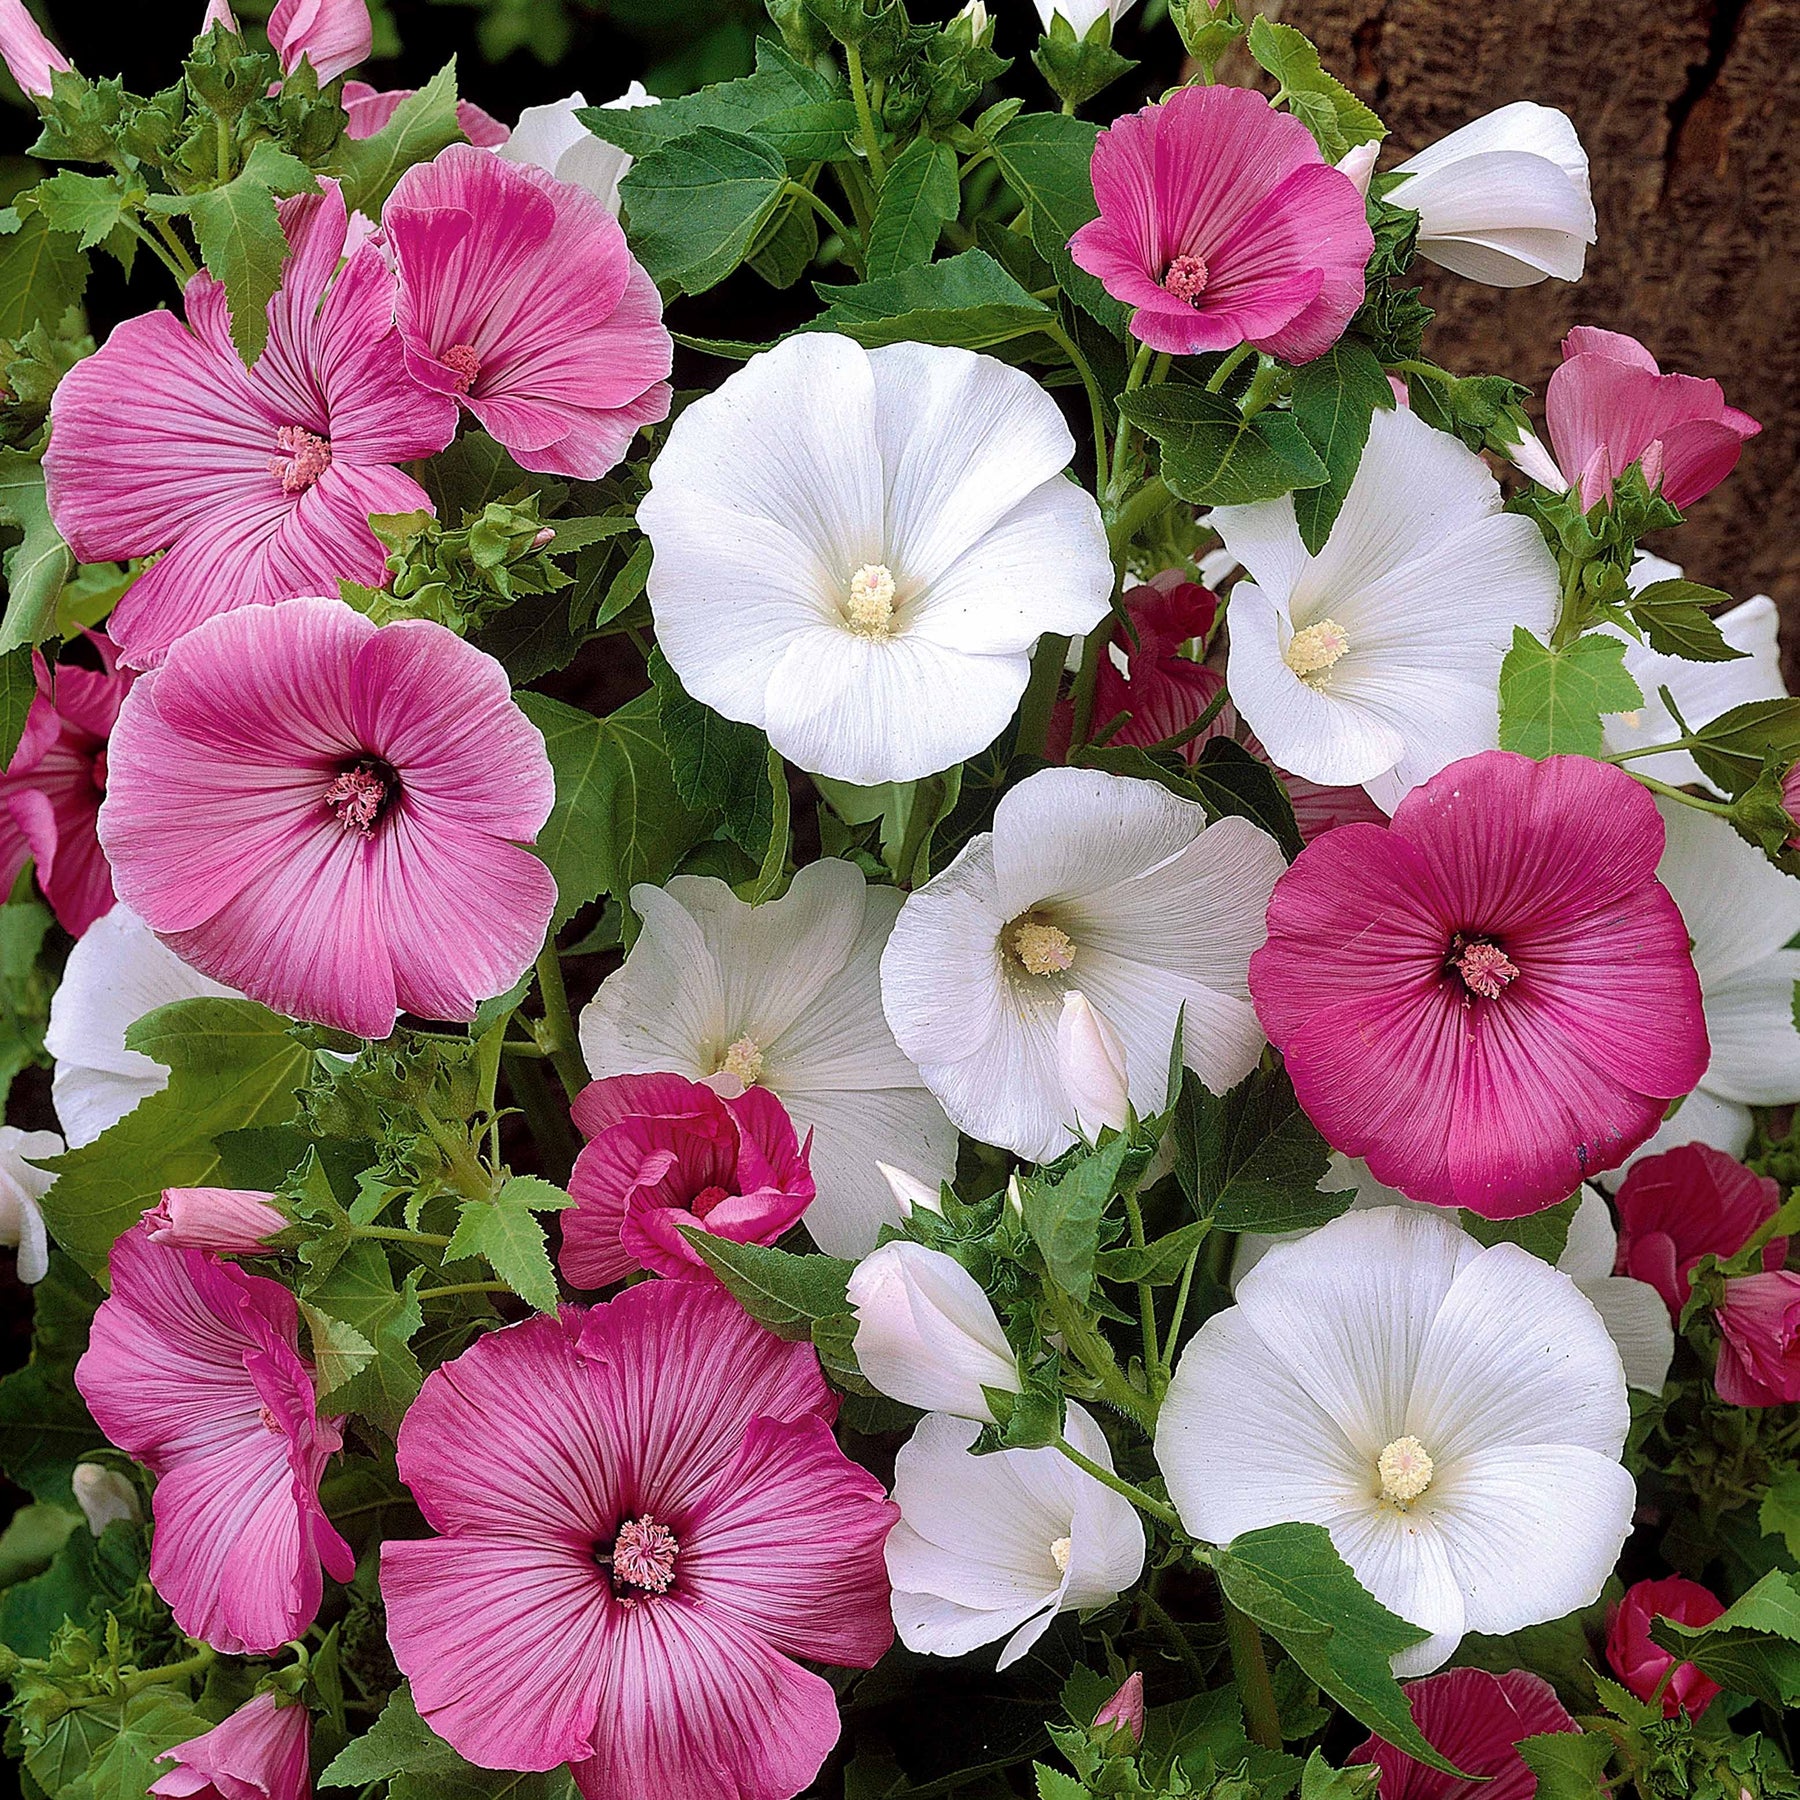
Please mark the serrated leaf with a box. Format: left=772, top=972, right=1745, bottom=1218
left=302, top=1242, right=423, bottom=1435
left=1172, top=1061, right=1339, bottom=1232
left=1497, top=629, right=1643, bottom=760
left=649, top=644, right=774, bottom=859
left=0, top=205, right=88, bottom=339
left=31, top=170, right=141, bottom=252
left=1627, top=578, right=1744, bottom=663
left=1095, top=1217, right=1209, bottom=1284
left=1459, top=1192, right=1579, bottom=1264
left=35, top=1688, right=214, bottom=1800
left=1246, top=18, right=1385, bottom=159
left=1759, top=1466, right=1800, bottom=1562
left=679, top=1230, right=854, bottom=1339
left=0, top=640, right=34, bottom=764
left=753, top=99, right=859, bottom=164
left=1516, top=1731, right=1611, bottom=1800
left=325, top=60, right=464, bottom=214
left=1647, top=1569, right=1800, bottom=1708
left=812, top=247, right=1056, bottom=352
left=1118, top=386, right=1330, bottom=507
left=1689, top=697, right=1800, bottom=798
left=618, top=126, right=789, bottom=297
left=1288, top=341, right=1394, bottom=554
left=444, top=1192, right=560, bottom=1313
left=746, top=187, right=818, bottom=288
left=866, top=137, right=961, bottom=279
left=1019, top=1134, right=1132, bottom=1301
left=322, top=1684, right=468, bottom=1784
left=0, top=445, right=73, bottom=651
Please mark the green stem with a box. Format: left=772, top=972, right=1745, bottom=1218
left=1138, top=1589, right=1209, bottom=1691
left=121, top=1644, right=215, bottom=1696
left=784, top=180, right=862, bottom=273
left=1120, top=1182, right=1158, bottom=1383
left=892, top=772, right=946, bottom=889
left=1109, top=340, right=1159, bottom=500
left=415, top=1100, right=493, bottom=1202
left=1046, top=320, right=1110, bottom=497
left=1016, top=634, right=1068, bottom=759
left=844, top=43, right=887, bottom=182
left=123, top=219, right=192, bottom=287
left=1157, top=1242, right=1205, bottom=1398
left=1042, top=1280, right=1158, bottom=1433
left=1205, top=343, right=1255, bottom=394
left=1625, top=772, right=1734, bottom=817
left=416, top=1281, right=514, bottom=1301
left=351, top=1223, right=452, bottom=1248
left=214, top=113, right=232, bottom=184
left=1239, top=356, right=1285, bottom=419
left=148, top=214, right=199, bottom=282
left=1223, top=1599, right=1282, bottom=1750
left=533, top=946, right=590, bottom=1104
left=1055, top=1435, right=1180, bottom=1529
left=1107, top=475, right=1173, bottom=559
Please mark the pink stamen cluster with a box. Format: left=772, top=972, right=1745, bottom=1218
left=324, top=759, right=394, bottom=836
left=1452, top=938, right=1519, bottom=1000
left=609, top=1514, right=679, bottom=1597
left=268, top=424, right=332, bottom=494
left=1162, top=253, right=1210, bottom=305
left=442, top=343, right=482, bottom=395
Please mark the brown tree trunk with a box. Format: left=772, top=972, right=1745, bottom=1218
left=1271, top=0, right=1800, bottom=677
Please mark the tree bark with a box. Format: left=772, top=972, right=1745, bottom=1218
left=1273, top=0, right=1800, bottom=675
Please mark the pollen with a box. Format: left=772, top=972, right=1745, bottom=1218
left=1453, top=939, right=1519, bottom=1000
left=845, top=563, right=898, bottom=637
left=721, top=1035, right=765, bottom=1086
left=1377, top=1435, right=1434, bottom=1507
left=608, top=1515, right=679, bottom=1595
left=324, top=758, right=397, bottom=836
left=1283, top=617, right=1351, bottom=682
left=1162, top=253, right=1209, bottom=305
left=1049, top=1535, right=1072, bottom=1574
left=443, top=342, right=482, bottom=394
left=269, top=424, right=332, bottom=494
left=1007, top=918, right=1076, bottom=977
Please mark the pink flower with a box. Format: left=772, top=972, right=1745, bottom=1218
left=1538, top=327, right=1759, bottom=512
left=146, top=1187, right=288, bottom=1254
left=341, top=78, right=510, bottom=148
left=1068, top=86, right=1372, bottom=361
left=381, top=1281, right=897, bottom=1800
left=268, top=0, right=370, bottom=82
left=97, top=595, right=555, bottom=1040
left=1250, top=752, right=1709, bottom=1216
left=150, top=1692, right=311, bottom=1800
left=1348, top=1667, right=1579, bottom=1800
left=200, top=1, right=239, bottom=34
left=74, top=1223, right=353, bottom=1654
left=44, top=181, right=458, bottom=669
left=0, top=0, right=69, bottom=97
left=1715, top=1270, right=1800, bottom=1406
left=564, top=1072, right=816, bottom=1288
left=1613, top=1143, right=1786, bottom=1321
left=1093, top=1671, right=1145, bottom=1746
left=0, top=645, right=131, bottom=936
left=1606, top=1576, right=1726, bottom=1719
left=383, top=144, right=673, bottom=480
left=1281, top=771, right=1389, bottom=843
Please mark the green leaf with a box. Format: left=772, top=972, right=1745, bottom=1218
left=1759, top=1467, right=1800, bottom=1562
left=753, top=99, right=860, bottom=164
left=1036, top=1765, right=1088, bottom=1800
left=443, top=1178, right=572, bottom=1314
left=1288, top=342, right=1395, bottom=554
left=1688, top=697, right=1800, bottom=799
left=0, top=1499, right=77, bottom=1588
left=40, top=997, right=311, bottom=1275
left=37, top=1688, right=214, bottom=1800
left=1497, top=628, right=1643, bottom=760
left=1246, top=19, right=1385, bottom=160
left=0, top=640, right=35, bottom=763
left=1627, top=578, right=1745, bottom=663
left=678, top=1230, right=854, bottom=1339
left=0, top=1253, right=104, bottom=1505
left=1300, top=1751, right=1380, bottom=1800
left=746, top=187, right=818, bottom=288
left=618, top=126, right=789, bottom=297
left=31, top=170, right=141, bottom=252
left=301, top=1242, right=424, bottom=1435
left=1172, top=1061, right=1340, bottom=1233
left=1213, top=1522, right=1457, bottom=1775
left=866, top=137, right=961, bottom=279
left=1019, top=1134, right=1132, bottom=1300
left=1117, top=387, right=1330, bottom=507
left=0, top=446, right=73, bottom=652
left=1516, top=1731, right=1612, bottom=1800
left=1647, top=1569, right=1800, bottom=1708
left=321, top=1684, right=468, bottom=1784
left=325, top=60, right=465, bottom=214
left=519, top=688, right=712, bottom=935
left=649, top=645, right=775, bottom=861
left=1095, top=1217, right=1209, bottom=1285
left=0, top=205, right=88, bottom=339
left=812, top=247, right=1055, bottom=352
left=1459, top=1192, right=1578, bottom=1265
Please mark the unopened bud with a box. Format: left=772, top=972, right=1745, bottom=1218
left=144, top=1186, right=288, bottom=1253
left=878, top=1161, right=944, bottom=1220
left=1057, top=991, right=1130, bottom=1139
left=200, top=0, right=239, bottom=32
left=1336, top=141, right=1379, bottom=198
left=1093, top=1670, right=1145, bottom=1746
left=72, top=1463, right=141, bottom=1535
left=531, top=526, right=556, bottom=550
left=0, top=0, right=71, bottom=99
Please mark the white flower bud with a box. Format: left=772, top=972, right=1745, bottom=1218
left=878, top=1162, right=944, bottom=1219
left=72, top=1463, right=141, bottom=1536
left=1335, top=141, right=1379, bottom=199
left=1056, top=991, right=1130, bottom=1139
left=847, top=1241, right=1019, bottom=1421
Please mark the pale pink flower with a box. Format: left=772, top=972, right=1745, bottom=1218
left=0, top=0, right=69, bottom=97
left=1093, top=1672, right=1145, bottom=1746
left=75, top=1223, right=353, bottom=1655
left=145, top=1187, right=288, bottom=1254
left=384, top=144, right=673, bottom=479
left=563, top=1072, right=815, bottom=1287
left=268, top=0, right=370, bottom=82
left=150, top=1692, right=311, bottom=1800
left=1606, top=1577, right=1726, bottom=1719
left=1250, top=752, right=1709, bottom=1216
left=1714, top=1270, right=1800, bottom=1407
left=1069, top=85, right=1372, bottom=360
left=200, top=0, right=238, bottom=33
left=381, top=1281, right=896, bottom=1800
left=97, top=595, right=555, bottom=1040
left=341, top=78, right=509, bottom=148
left=44, top=180, right=458, bottom=669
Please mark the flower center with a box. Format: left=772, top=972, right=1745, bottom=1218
left=1283, top=617, right=1351, bottom=683
left=1006, top=917, right=1076, bottom=977
left=269, top=424, right=332, bottom=494
left=1449, top=935, right=1519, bottom=1000
left=1377, top=1435, right=1434, bottom=1506
left=324, top=757, right=399, bottom=837
left=89, top=748, right=107, bottom=794
left=720, top=1034, right=764, bottom=1087
left=845, top=563, right=898, bottom=637
left=1049, top=1535, right=1072, bottom=1574
left=443, top=342, right=482, bottom=395
left=602, top=1514, right=679, bottom=1600
left=1162, top=253, right=1209, bottom=305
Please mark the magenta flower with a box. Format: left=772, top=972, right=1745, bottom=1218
left=150, top=1692, right=311, bottom=1800
left=97, top=595, right=555, bottom=1040
left=564, top=1072, right=815, bottom=1288
left=1606, top=1577, right=1726, bottom=1719
left=1068, top=86, right=1372, bottom=360
left=1348, top=1668, right=1579, bottom=1800
left=268, top=0, right=370, bottom=82
left=44, top=181, right=458, bottom=669
left=1613, top=1143, right=1786, bottom=1321
left=146, top=1187, right=289, bottom=1254
left=74, top=1223, right=353, bottom=1655
left=0, top=646, right=131, bottom=937
left=342, top=78, right=510, bottom=148
left=0, top=0, right=69, bottom=98
left=381, top=1281, right=897, bottom=1800
left=1538, top=327, right=1760, bottom=510
left=1714, top=1270, right=1800, bottom=1407
left=1250, top=752, right=1709, bottom=1216
left=383, top=144, right=673, bottom=479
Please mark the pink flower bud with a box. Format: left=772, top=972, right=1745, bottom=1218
left=1714, top=1270, right=1800, bottom=1407
left=1057, top=991, right=1129, bottom=1138
left=1782, top=762, right=1800, bottom=850
left=267, top=0, right=371, bottom=83
left=0, top=0, right=70, bottom=99
left=1606, top=1576, right=1725, bottom=1718
left=1094, top=1670, right=1145, bottom=1745
left=150, top=1693, right=311, bottom=1800
left=144, top=1187, right=287, bottom=1253
left=200, top=0, right=239, bottom=32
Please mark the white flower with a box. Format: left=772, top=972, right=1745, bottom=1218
left=0, top=1125, right=59, bottom=1284
left=879, top=1161, right=945, bottom=1219
left=887, top=1403, right=1146, bottom=1667
left=640, top=333, right=1111, bottom=785
left=498, top=83, right=657, bottom=215
left=1057, top=991, right=1130, bottom=1138
left=45, top=904, right=237, bottom=1149
left=1336, top=141, right=1379, bottom=198
left=1599, top=556, right=1785, bottom=792
left=1031, top=0, right=1138, bottom=34
left=1213, top=405, right=1559, bottom=812
left=1386, top=102, right=1595, bottom=287
left=1233, top=1162, right=1672, bottom=1393
left=848, top=1240, right=1019, bottom=1420
left=1157, top=1206, right=1634, bottom=1675
left=578, top=859, right=957, bottom=1257
left=71, top=1463, right=141, bottom=1535
left=881, top=767, right=1285, bottom=1163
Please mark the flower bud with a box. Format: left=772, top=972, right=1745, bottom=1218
left=847, top=1240, right=1019, bottom=1420
left=267, top=0, right=372, bottom=83
left=148, top=1693, right=310, bottom=1800
left=71, top=1462, right=141, bottom=1535
left=1057, top=991, right=1130, bottom=1139
left=200, top=0, right=239, bottom=33
left=1093, top=1670, right=1145, bottom=1747
left=1335, top=141, right=1379, bottom=199
left=0, top=0, right=69, bottom=99
left=144, top=1187, right=287, bottom=1254
left=1606, top=1576, right=1725, bottom=1719
left=1713, top=1270, right=1800, bottom=1407
left=878, top=1161, right=944, bottom=1219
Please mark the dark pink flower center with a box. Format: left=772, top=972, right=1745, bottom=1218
left=325, top=757, right=399, bottom=837
left=269, top=424, right=332, bottom=494
left=89, top=748, right=107, bottom=794
left=443, top=343, right=482, bottom=395
left=1449, top=935, right=1519, bottom=1000
left=602, top=1514, right=679, bottom=1601
left=1162, top=253, right=1210, bottom=306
